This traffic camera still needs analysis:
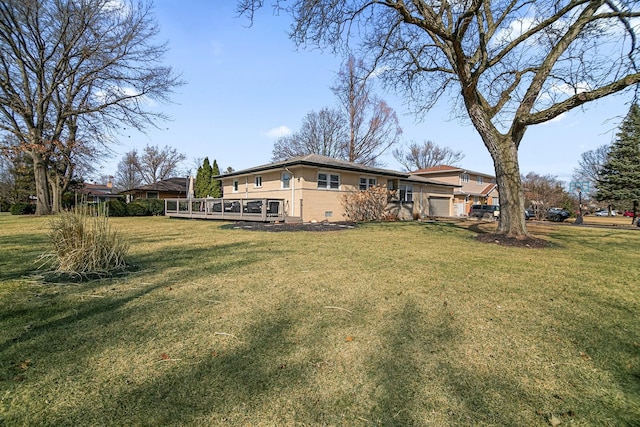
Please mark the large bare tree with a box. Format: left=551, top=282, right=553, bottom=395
left=0, top=0, right=181, bottom=214
left=572, top=144, right=610, bottom=198
left=272, top=108, right=348, bottom=161
left=332, top=56, right=402, bottom=166
left=393, top=140, right=465, bottom=171
left=238, top=0, right=640, bottom=238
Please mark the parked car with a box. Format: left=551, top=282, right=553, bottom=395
left=595, top=209, right=616, bottom=216
left=546, top=207, right=570, bottom=222
left=469, top=204, right=500, bottom=220
left=623, top=210, right=636, bottom=217
left=525, top=209, right=535, bottom=220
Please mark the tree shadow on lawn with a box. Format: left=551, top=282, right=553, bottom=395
left=0, top=240, right=272, bottom=401
left=42, top=308, right=308, bottom=425
left=0, top=232, right=50, bottom=281
left=365, top=299, right=541, bottom=426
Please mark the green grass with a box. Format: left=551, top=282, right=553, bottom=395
left=0, top=215, right=638, bottom=426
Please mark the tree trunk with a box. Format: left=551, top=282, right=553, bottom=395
left=32, top=152, right=52, bottom=215
left=465, top=102, right=529, bottom=238
left=491, top=138, right=529, bottom=238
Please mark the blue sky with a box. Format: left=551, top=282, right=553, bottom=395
left=101, top=1, right=633, bottom=184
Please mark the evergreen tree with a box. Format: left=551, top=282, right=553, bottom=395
left=210, top=159, right=222, bottom=198
left=194, top=158, right=213, bottom=198
left=596, top=103, right=640, bottom=220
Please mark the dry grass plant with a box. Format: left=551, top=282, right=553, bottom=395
left=38, top=205, right=129, bottom=279
left=0, top=214, right=638, bottom=426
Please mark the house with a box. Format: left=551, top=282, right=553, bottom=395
left=77, top=180, right=121, bottom=204
left=209, top=154, right=459, bottom=223
left=123, top=177, right=189, bottom=201
left=411, top=165, right=499, bottom=216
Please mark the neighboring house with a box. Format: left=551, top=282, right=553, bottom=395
left=123, top=177, right=189, bottom=201
left=411, top=165, right=499, bottom=217
left=77, top=181, right=121, bottom=204
left=213, top=154, right=459, bottom=223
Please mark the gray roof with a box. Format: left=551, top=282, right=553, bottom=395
left=215, top=154, right=459, bottom=187
left=125, top=177, right=188, bottom=193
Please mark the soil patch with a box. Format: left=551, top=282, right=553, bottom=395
left=224, top=221, right=357, bottom=232
left=476, top=232, right=548, bottom=248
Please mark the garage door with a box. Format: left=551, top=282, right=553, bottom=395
left=428, top=197, right=450, bottom=217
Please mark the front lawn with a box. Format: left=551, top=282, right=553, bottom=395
left=0, top=216, right=638, bottom=426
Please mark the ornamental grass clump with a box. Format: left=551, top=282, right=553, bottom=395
left=40, top=205, right=129, bottom=278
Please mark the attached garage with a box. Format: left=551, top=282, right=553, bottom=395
left=428, top=197, right=450, bottom=217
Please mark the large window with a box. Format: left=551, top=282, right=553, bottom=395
left=281, top=172, right=291, bottom=189
left=461, top=173, right=469, bottom=183
left=359, top=177, right=377, bottom=190
left=399, top=184, right=413, bottom=202
left=318, top=172, right=340, bottom=190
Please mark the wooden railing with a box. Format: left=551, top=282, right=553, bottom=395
left=164, top=198, right=286, bottom=222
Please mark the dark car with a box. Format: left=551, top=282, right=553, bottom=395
left=525, top=209, right=535, bottom=220
left=546, top=207, right=570, bottom=222
left=469, top=204, right=500, bottom=220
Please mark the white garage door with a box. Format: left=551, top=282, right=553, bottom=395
left=429, top=197, right=450, bottom=217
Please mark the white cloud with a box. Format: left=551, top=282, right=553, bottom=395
left=264, top=125, right=292, bottom=138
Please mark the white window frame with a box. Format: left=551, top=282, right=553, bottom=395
left=281, top=172, right=291, bottom=189
left=399, top=184, right=413, bottom=202
left=233, top=180, right=239, bottom=193
left=254, top=175, right=262, bottom=188
left=461, top=173, right=470, bottom=183
left=318, top=172, right=340, bottom=190
left=359, top=176, right=377, bottom=190
left=477, top=176, right=483, bottom=185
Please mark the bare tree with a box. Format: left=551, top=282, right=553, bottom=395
left=332, top=56, right=402, bottom=166
left=114, top=151, right=143, bottom=191
left=393, top=140, right=465, bottom=171
left=0, top=0, right=182, bottom=214
left=135, top=145, right=186, bottom=185
left=272, top=108, right=347, bottom=161
left=522, top=172, right=568, bottom=219
left=238, top=0, right=640, bottom=239
left=572, top=144, right=610, bottom=198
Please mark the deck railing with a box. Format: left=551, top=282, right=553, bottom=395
left=164, top=198, right=286, bottom=222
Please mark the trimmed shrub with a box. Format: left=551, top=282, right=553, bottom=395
left=40, top=206, right=129, bottom=278
left=105, top=200, right=127, bottom=217
left=138, top=199, right=164, bottom=216
left=126, top=202, right=150, bottom=216
left=10, top=203, right=35, bottom=215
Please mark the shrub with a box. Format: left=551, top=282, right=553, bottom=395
left=138, top=199, right=164, bottom=216
left=125, top=202, right=150, bottom=216
left=10, top=203, right=35, bottom=215
left=105, top=200, right=127, bottom=217
left=40, top=206, right=129, bottom=278
left=342, top=186, right=396, bottom=222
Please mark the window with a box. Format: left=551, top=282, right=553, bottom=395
left=318, top=172, right=340, bottom=190
left=233, top=180, right=239, bottom=192
left=255, top=176, right=262, bottom=187
left=477, top=176, right=483, bottom=185
left=359, top=177, right=377, bottom=190
left=461, top=173, right=469, bottom=183
left=399, top=184, right=413, bottom=202
left=281, top=172, right=290, bottom=189
left=146, top=191, right=159, bottom=199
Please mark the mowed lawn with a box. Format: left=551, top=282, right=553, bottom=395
left=0, top=214, right=638, bottom=426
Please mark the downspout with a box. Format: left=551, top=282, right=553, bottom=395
left=285, top=167, right=295, bottom=217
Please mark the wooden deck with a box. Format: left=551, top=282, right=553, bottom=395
left=164, top=198, right=286, bottom=222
